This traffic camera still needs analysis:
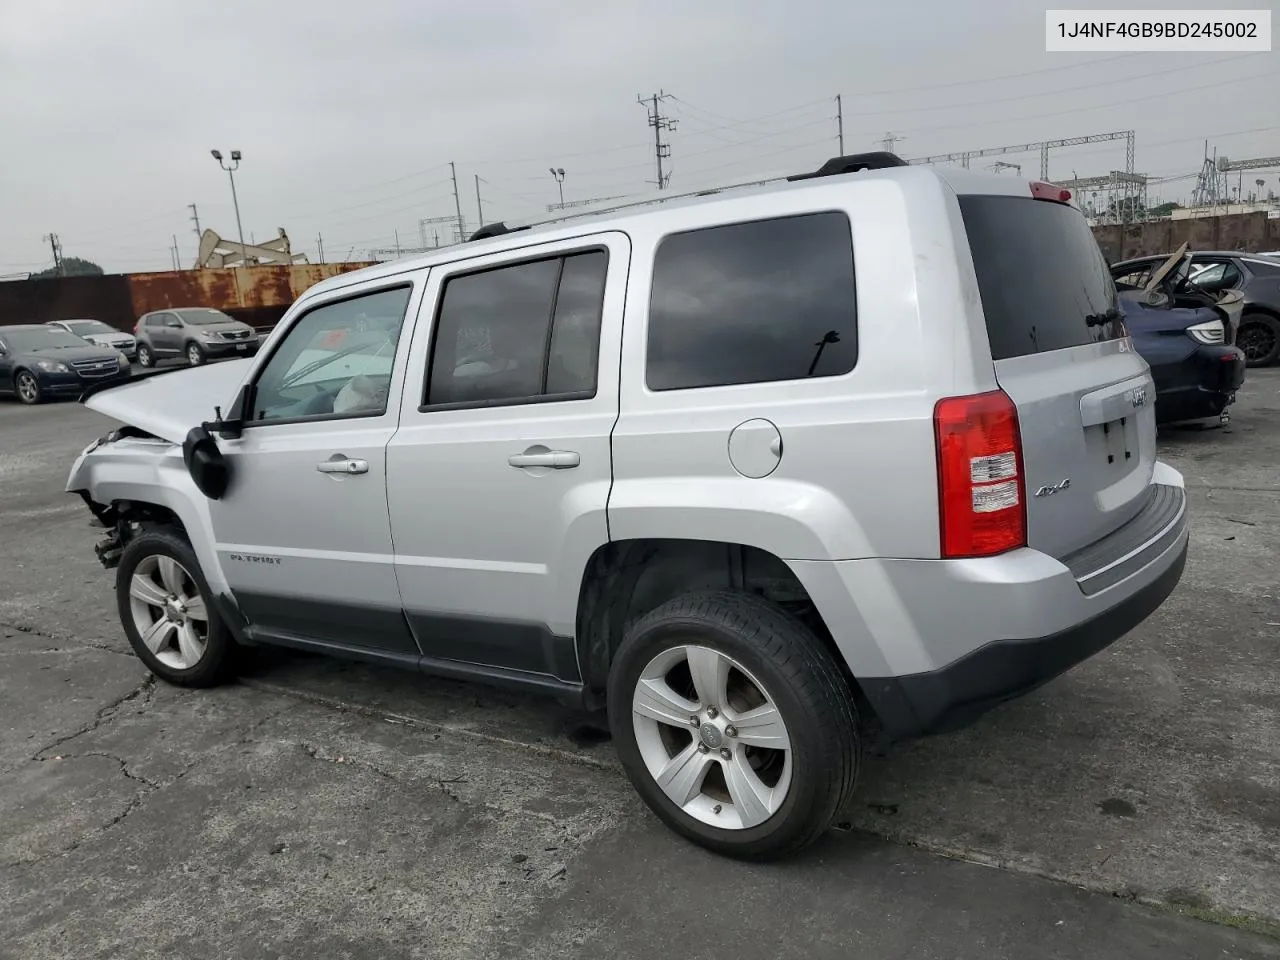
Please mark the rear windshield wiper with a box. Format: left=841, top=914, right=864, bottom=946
left=1085, top=307, right=1122, bottom=327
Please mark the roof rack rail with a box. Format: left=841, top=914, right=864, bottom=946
left=464, top=152, right=909, bottom=241
left=786, top=152, right=908, bottom=181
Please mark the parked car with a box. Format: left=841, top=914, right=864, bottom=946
left=133, top=308, right=260, bottom=368
left=67, top=154, right=1189, bottom=860
left=46, top=318, right=138, bottom=359
left=1111, top=250, right=1280, bottom=367
left=1113, top=244, right=1247, bottom=426
left=0, top=324, right=131, bottom=404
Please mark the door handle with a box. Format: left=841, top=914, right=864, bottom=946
left=508, top=449, right=581, bottom=469
left=316, top=457, right=369, bottom=475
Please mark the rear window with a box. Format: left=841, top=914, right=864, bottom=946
left=960, top=195, right=1122, bottom=361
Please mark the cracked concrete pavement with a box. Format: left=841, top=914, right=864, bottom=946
left=1, top=371, right=1278, bottom=959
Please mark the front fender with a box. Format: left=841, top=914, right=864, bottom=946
left=66, top=439, right=229, bottom=596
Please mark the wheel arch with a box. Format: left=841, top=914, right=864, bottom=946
left=573, top=537, right=883, bottom=732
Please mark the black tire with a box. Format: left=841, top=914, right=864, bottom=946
left=1238, top=312, right=1280, bottom=368
left=136, top=343, right=155, bottom=367
left=14, top=369, right=43, bottom=405
left=607, top=590, right=860, bottom=861
left=115, top=525, right=239, bottom=687
left=185, top=342, right=206, bottom=366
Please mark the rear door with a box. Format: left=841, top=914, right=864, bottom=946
left=958, top=192, right=1155, bottom=559
left=384, top=235, right=626, bottom=680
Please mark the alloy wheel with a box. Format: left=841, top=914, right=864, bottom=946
left=15, top=372, right=38, bottom=404
left=631, top=644, right=792, bottom=830
left=127, top=555, right=210, bottom=670
left=1238, top=323, right=1276, bottom=364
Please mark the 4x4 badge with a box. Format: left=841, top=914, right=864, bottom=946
left=1034, top=478, right=1071, bottom=497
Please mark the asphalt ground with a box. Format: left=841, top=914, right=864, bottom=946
left=1, top=369, right=1278, bottom=959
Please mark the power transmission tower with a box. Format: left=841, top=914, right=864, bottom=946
left=189, top=203, right=202, bottom=243
left=450, top=162, right=466, bottom=242
left=638, top=91, right=677, bottom=189
left=43, top=233, right=63, bottom=276
left=881, top=131, right=905, bottom=153
left=835, top=95, right=844, bottom=154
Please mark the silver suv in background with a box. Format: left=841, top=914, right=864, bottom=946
left=133, top=307, right=260, bottom=368
left=67, top=153, right=1188, bottom=860
left=46, top=318, right=137, bottom=360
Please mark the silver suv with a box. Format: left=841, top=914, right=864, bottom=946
left=67, top=153, right=1188, bottom=860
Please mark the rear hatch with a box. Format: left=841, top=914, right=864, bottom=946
left=959, top=191, right=1156, bottom=559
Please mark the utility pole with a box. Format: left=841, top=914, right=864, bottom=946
left=474, top=174, right=485, bottom=227
left=449, top=162, right=466, bottom=243
left=43, top=233, right=64, bottom=276
left=188, top=203, right=202, bottom=242
left=316, top=233, right=325, bottom=264
left=171, top=234, right=180, bottom=271
left=835, top=94, right=844, bottom=154
left=638, top=91, right=677, bottom=189
left=395, top=229, right=402, bottom=257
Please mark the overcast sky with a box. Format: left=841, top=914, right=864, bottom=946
left=1, top=0, right=1276, bottom=275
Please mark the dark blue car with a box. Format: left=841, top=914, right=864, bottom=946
left=1114, top=250, right=1246, bottom=425
left=0, top=324, right=131, bottom=405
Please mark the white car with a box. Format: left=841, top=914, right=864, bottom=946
left=47, top=319, right=137, bottom=359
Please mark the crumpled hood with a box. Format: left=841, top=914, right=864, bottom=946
left=84, top=359, right=252, bottom=443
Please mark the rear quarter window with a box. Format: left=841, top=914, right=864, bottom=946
left=646, top=211, right=857, bottom=391
left=960, top=195, right=1124, bottom=361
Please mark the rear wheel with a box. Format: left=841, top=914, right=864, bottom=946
left=15, top=370, right=43, bottom=405
left=1238, top=312, right=1280, bottom=368
left=136, top=343, right=155, bottom=367
left=116, top=526, right=238, bottom=687
left=186, top=342, right=206, bottom=366
left=607, top=590, right=860, bottom=861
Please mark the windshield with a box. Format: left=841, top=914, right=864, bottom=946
left=959, top=195, right=1123, bottom=361
left=64, top=320, right=116, bottom=335
left=181, top=309, right=236, bottom=326
left=4, top=328, right=91, bottom=351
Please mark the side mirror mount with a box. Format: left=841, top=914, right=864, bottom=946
left=208, top=383, right=252, bottom=440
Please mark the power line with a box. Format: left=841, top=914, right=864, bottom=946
left=638, top=91, right=677, bottom=189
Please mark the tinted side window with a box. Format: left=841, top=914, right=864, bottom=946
left=250, top=286, right=412, bottom=422
left=960, top=195, right=1123, bottom=361
left=426, top=251, right=608, bottom=407
left=646, top=212, right=857, bottom=391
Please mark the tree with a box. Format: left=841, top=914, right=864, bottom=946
left=1149, top=201, right=1181, bottom=218
left=32, top=256, right=104, bottom=279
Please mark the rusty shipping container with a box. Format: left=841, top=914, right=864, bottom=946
left=0, top=262, right=376, bottom=332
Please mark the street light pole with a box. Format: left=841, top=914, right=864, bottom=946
left=550, top=167, right=565, bottom=209
left=211, top=149, right=248, bottom=265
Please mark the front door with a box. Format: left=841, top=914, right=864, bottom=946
left=208, top=279, right=423, bottom=657
left=385, top=235, right=628, bottom=681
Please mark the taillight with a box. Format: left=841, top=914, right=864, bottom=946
left=934, top=390, right=1027, bottom=559
left=1030, top=181, right=1072, bottom=204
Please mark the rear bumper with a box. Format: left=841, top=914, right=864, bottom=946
left=1151, top=344, right=1245, bottom=424
left=858, top=535, right=1186, bottom=738
left=790, top=462, right=1189, bottom=740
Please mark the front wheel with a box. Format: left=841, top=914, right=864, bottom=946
left=116, top=526, right=239, bottom=687
left=607, top=590, right=860, bottom=861
left=186, top=342, right=206, bottom=366
left=136, top=344, right=155, bottom=367
left=14, top=370, right=43, bottom=405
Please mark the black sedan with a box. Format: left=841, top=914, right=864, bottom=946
left=0, top=324, right=132, bottom=405
left=1111, top=250, right=1280, bottom=367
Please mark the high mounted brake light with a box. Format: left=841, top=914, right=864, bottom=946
left=1030, top=181, right=1072, bottom=204
left=934, top=390, right=1027, bottom=559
